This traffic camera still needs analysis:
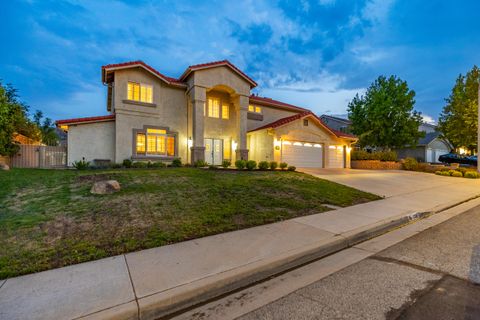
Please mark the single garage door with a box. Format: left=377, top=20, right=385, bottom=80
left=281, top=141, right=323, bottom=168
left=427, top=148, right=450, bottom=163
left=328, top=146, right=344, bottom=168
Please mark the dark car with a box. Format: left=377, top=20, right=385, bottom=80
left=438, top=153, right=477, bottom=166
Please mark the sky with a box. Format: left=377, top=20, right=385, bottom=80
left=1, top=0, right=479, bottom=124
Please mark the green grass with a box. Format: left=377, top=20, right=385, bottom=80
left=0, top=168, right=380, bottom=279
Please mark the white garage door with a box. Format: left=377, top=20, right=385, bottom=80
left=433, top=149, right=450, bottom=163
left=328, top=146, right=345, bottom=168
left=281, top=142, right=323, bottom=168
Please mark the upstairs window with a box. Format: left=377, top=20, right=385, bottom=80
left=208, top=98, right=220, bottom=118
left=222, top=104, right=229, bottom=119
left=128, top=82, right=153, bottom=103
left=248, top=105, right=262, bottom=113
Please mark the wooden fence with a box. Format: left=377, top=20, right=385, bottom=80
left=10, top=145, right=67, bottom=168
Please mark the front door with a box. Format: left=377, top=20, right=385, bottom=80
left=205, top=138, right=223, bottom=165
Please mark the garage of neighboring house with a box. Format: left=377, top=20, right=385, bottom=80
left=394, top=131, right=452, bottom=163
left=247, top=112, right=356, bottom=169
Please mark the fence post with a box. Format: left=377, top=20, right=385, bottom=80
left=39, top=146, right=46, bottom=168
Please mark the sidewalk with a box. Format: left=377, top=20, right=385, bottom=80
left=1, top=172, right=479, bottom=320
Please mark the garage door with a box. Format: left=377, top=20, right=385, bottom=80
left=328, top=146, right=344, bottom=168
left=434, top=149, right=450, bottom=163
left=281, top=141, right=323, bottom=168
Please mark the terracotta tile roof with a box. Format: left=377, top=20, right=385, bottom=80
left=248, top=111, right=357, bottom=140
left=249, top=95, right=310, bottom=112
left=179, top=60, right=257, bottom=88
left=56, top=114, right=115, bottom=126
left=102, top=61, right=185, bottom=86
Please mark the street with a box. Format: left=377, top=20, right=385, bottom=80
left=174, top=202, right=480, bottom=320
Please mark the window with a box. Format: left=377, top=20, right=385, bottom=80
left=303, top=119, right=309, bottom=126
left=223, top=139, right=231, bottom=160
left=128, top=82, right=153, bottom=103
left=222, top=104, right=229, bottom=119
left=208, top=98, right=220, bottom=118
left=248, top=105, right=262, bottom=113
left=135, top=128, right=175, bottom=156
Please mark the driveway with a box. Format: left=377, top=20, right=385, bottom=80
left=300, top=168, right=480, bottom=198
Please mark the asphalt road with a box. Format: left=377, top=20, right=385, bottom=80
left=237, top=204, right=480, bottom=320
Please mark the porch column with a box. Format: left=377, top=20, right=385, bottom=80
left=234, top=94, right=249, bottom=160
left=190, top=85, right=206, bottom=163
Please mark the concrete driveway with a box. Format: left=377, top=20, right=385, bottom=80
left=300, top=168, right=480, bottom=198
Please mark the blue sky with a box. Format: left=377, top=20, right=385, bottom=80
left=1, top=0, right=479, bottom=123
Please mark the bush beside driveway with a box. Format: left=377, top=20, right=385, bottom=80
left=0, top=168, right=379, bottom=279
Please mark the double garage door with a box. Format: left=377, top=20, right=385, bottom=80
left=281, top=141, right=344, bottom=168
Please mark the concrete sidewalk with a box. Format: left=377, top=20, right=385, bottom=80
left=1, top=172, right=479, bottom=320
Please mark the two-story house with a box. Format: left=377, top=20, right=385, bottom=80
left=56, top=60, right=356, bottom=168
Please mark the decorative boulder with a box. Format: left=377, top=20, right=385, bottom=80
left=0, top=163, right=10, bottom=171
left=90, top=180, right=121, bottom=194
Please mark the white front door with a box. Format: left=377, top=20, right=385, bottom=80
left=281, top=141, right=323, bottom=168
left=205, top=138, right=223, bottom=165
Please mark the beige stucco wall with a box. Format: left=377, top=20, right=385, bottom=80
left=67, top=121, right=115, bottom=165
left=188, top=66, right=251, bottom=97
left=248, top=129, right=274, bottom=162
left=247, top=105, right=297, bottom=131
left=112, top=68, right=189, bottom=162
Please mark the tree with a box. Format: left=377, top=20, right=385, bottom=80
left=0, top=82, right=39, bottom=156
left=348, top=75, right=424, bottom=149
left=438, top=66, right=479, bottom=152
left=33, top=110, right=59, bottom=146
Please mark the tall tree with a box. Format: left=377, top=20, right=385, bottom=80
left=0, top=82, right=39, bottom=156
left=348, top=75, right=424, bottom=149
left=33, top=110, right=59, bottom=146
left=438, top=66, right=479, bottom=152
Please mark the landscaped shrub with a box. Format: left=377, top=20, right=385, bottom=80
left=435, top=170, right=450, bottom=176
left=465, top=171, right=480, bottom=179
left=221, top=160, right=231, bottom=168
left=403, top=157, right=418, bottom=170
left=235, top=159, right=246, bottom=169
left=270, top=161, right=278, bottom=170
left=246, top=160, right=257, bottom=170
left=451, top=171, right=463, bottom=177
left=132, top=161, right=147, bottom=168
left=151, top=161, right=166, bottom=168
left=110, top=163, right=122, bottom=169
left=448, top=169, right=457, bottom=176
left=209, top=165, right=217, bottom=170
left=171, top=158, right=182, bottom=167
left=280, top=162, right=288, bottom=170
left=72, top=158, right=90, bottom=170
left=194, top=160, right=208, bottom=168
left=287, top=166, right=296, bottom=171
left=351, top=150, right=397, bottom=161
left=258, top=161, right=269, bottom=170
left=456, top=167, right=468, bottom=175
left=122, top=159, right=132, bottom=168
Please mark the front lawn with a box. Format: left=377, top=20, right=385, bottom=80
left=0, top=168, right=380, bottom=278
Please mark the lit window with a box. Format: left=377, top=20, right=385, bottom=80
left=136, top=133, right=145, bottom=153
left=314, top=144, right=322, bottom=148
left=223, top=139, right=231, bottom=159
left=222, top=104, right=229, bottom=119
left=282, top=141, right=291, bottom=145
left=304, top=143, right=312, bottom=147
left=293, top=142, right=302, bottom=146
left=208, top=98, right=220, bottom=118
left=136, top=127, right=175, bottom=156
left=248, top=105, right=262, bottom=113
left=127, top=82, right=153, bottom=103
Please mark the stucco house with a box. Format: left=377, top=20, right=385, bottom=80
left=393, top=131, right=452, bottom=163
left=56, top=60, right=356, bottom=168
left=319, top=114, right=351, bottom=133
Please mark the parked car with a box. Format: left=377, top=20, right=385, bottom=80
left=438, top=153, right=477, bottom=166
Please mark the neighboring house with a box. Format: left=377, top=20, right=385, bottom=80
left=319, top=114, right=351, bottom=133
left=394, top=130, right=452, bottom=163
left=56, top=60, right=357, bottom=168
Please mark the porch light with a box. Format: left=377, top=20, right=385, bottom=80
left=187, top=137, right=193, bottom=148
left=274, top=139, right=281, bottom=147
left=346, top=147, right=352, bottom=152
left=337, top=146, right=343, bottom=150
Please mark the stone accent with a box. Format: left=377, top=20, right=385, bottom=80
left=190, top=146, right=206, bottom=163
left=0, top=163, right=10, bottom=171
left=351, top=160, right=402, bottom=170
left=90, top=180, right=121, bottom=194
left=236, top=149, right=249, bottom=161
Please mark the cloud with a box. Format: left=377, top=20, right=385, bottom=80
left=421, top=114, right=436, bottom=125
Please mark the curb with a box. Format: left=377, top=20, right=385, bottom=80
left=138, top=198, right=479, bottom=320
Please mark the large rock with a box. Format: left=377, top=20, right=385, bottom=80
left=90, top=180, right=121, bottom=194
left=0, top=163, right=10, bottom=171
